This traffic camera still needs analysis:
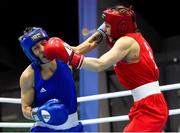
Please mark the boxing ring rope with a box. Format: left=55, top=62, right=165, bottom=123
left=1, top=83, right=180, bottom=104
left=0, top=108, right=179, bottom=128
left=0, top=83, right=180, bottom=128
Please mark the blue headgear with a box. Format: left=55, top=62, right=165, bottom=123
left=19, top=27, right=49, bottom=65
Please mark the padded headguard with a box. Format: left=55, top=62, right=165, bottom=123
left=103, top=5, right=137, bottom=39
left=19, top=27, right=49, bottom=65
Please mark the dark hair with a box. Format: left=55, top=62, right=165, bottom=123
left=102, top=4, right=134, bottom=20
left=23, top=27, right=43, bottom=35
left=111, top=4, right=133, bottom=15
left=23, top=27, right=34, bottom=35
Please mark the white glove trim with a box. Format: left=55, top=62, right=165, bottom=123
left=34, top=112, right=79, bottom=130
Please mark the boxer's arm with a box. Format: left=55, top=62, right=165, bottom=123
left=73, top=23, right=107, bottom=54
left=82, top=37, right=133, bottom=72
left=72, top=32, right=102, bottom=54
left=20, top=65, right=35, bottom=120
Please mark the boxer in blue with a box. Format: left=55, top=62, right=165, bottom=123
left=18, top=27, right=83, bottom=132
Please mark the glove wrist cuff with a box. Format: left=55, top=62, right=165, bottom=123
left=96, top=23, right=107, bottom=44
left=32, top=107, right=40, bottom=121
left=70, top=53, right=84, bottom=69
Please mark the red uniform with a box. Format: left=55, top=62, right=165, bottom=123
left=114, top=33, right=168, bottom=132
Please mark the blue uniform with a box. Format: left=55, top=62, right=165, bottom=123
left=30, top=60, right=83, bottom=132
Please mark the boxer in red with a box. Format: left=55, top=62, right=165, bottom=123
left=44, top=4, right=169, bottom=132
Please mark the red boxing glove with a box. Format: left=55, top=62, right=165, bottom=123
left=44, top=37, right=84, bottom=69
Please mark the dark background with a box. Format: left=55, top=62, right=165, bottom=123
left=1, top=0, right=180, bottom=70
left=0, top=0, right=79, bottom=70
left=0, top=0, right=180, bottom=71
left=0, top=0, right=180, bottom=132
left=132, top=0, right=180, bottom=38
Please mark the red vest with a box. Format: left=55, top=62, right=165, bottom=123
left=114, top=33, right=159, bottom=90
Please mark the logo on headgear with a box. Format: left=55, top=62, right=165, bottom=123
left=31, top=32, right=44, bottom=41
left=118, top=19, right=129, bottom=34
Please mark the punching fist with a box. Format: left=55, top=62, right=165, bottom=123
left=32, top=99, right=68, bottom=125
left=44, top=37, right=84, bottom=69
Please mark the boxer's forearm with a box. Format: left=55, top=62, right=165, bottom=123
left=73, top=32, right=101, bottom=54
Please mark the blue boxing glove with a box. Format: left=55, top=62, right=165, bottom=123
left=32, top=99, right=69, bottom=125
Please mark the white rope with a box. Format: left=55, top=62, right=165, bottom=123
left=169, top=108, right=180, bottom=116
left=78, top=83, right=180, bottom=102
left=0, top=83, right=179, bottom=128
left=0, top=98, right=21, bottom=104
left=1, top=83, right=180, bottom=104
left=82, top=115, right=129, bottom=125
left=81, top=108, right=180, bottom=125
left=0, top=123, right=33, bottom=128
left=0, top=108, right=179, bottom=128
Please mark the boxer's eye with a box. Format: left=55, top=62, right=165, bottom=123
left=41, top=42, right=46, bottom=46
left=41, top=40, right=47, bottom=46
left=32, top=47, right=37, bottom=51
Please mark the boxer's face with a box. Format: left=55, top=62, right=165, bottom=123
left=105, top=22, right=111, bottom=36
left=31, top=40, right=49, bottom=63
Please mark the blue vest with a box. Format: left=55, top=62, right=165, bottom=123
left=31, top=60, right=83, bottom=132
left=31, top=60, right=77, bottom=114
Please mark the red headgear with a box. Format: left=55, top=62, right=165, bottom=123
left=103, top=6, right=137, bottom=39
